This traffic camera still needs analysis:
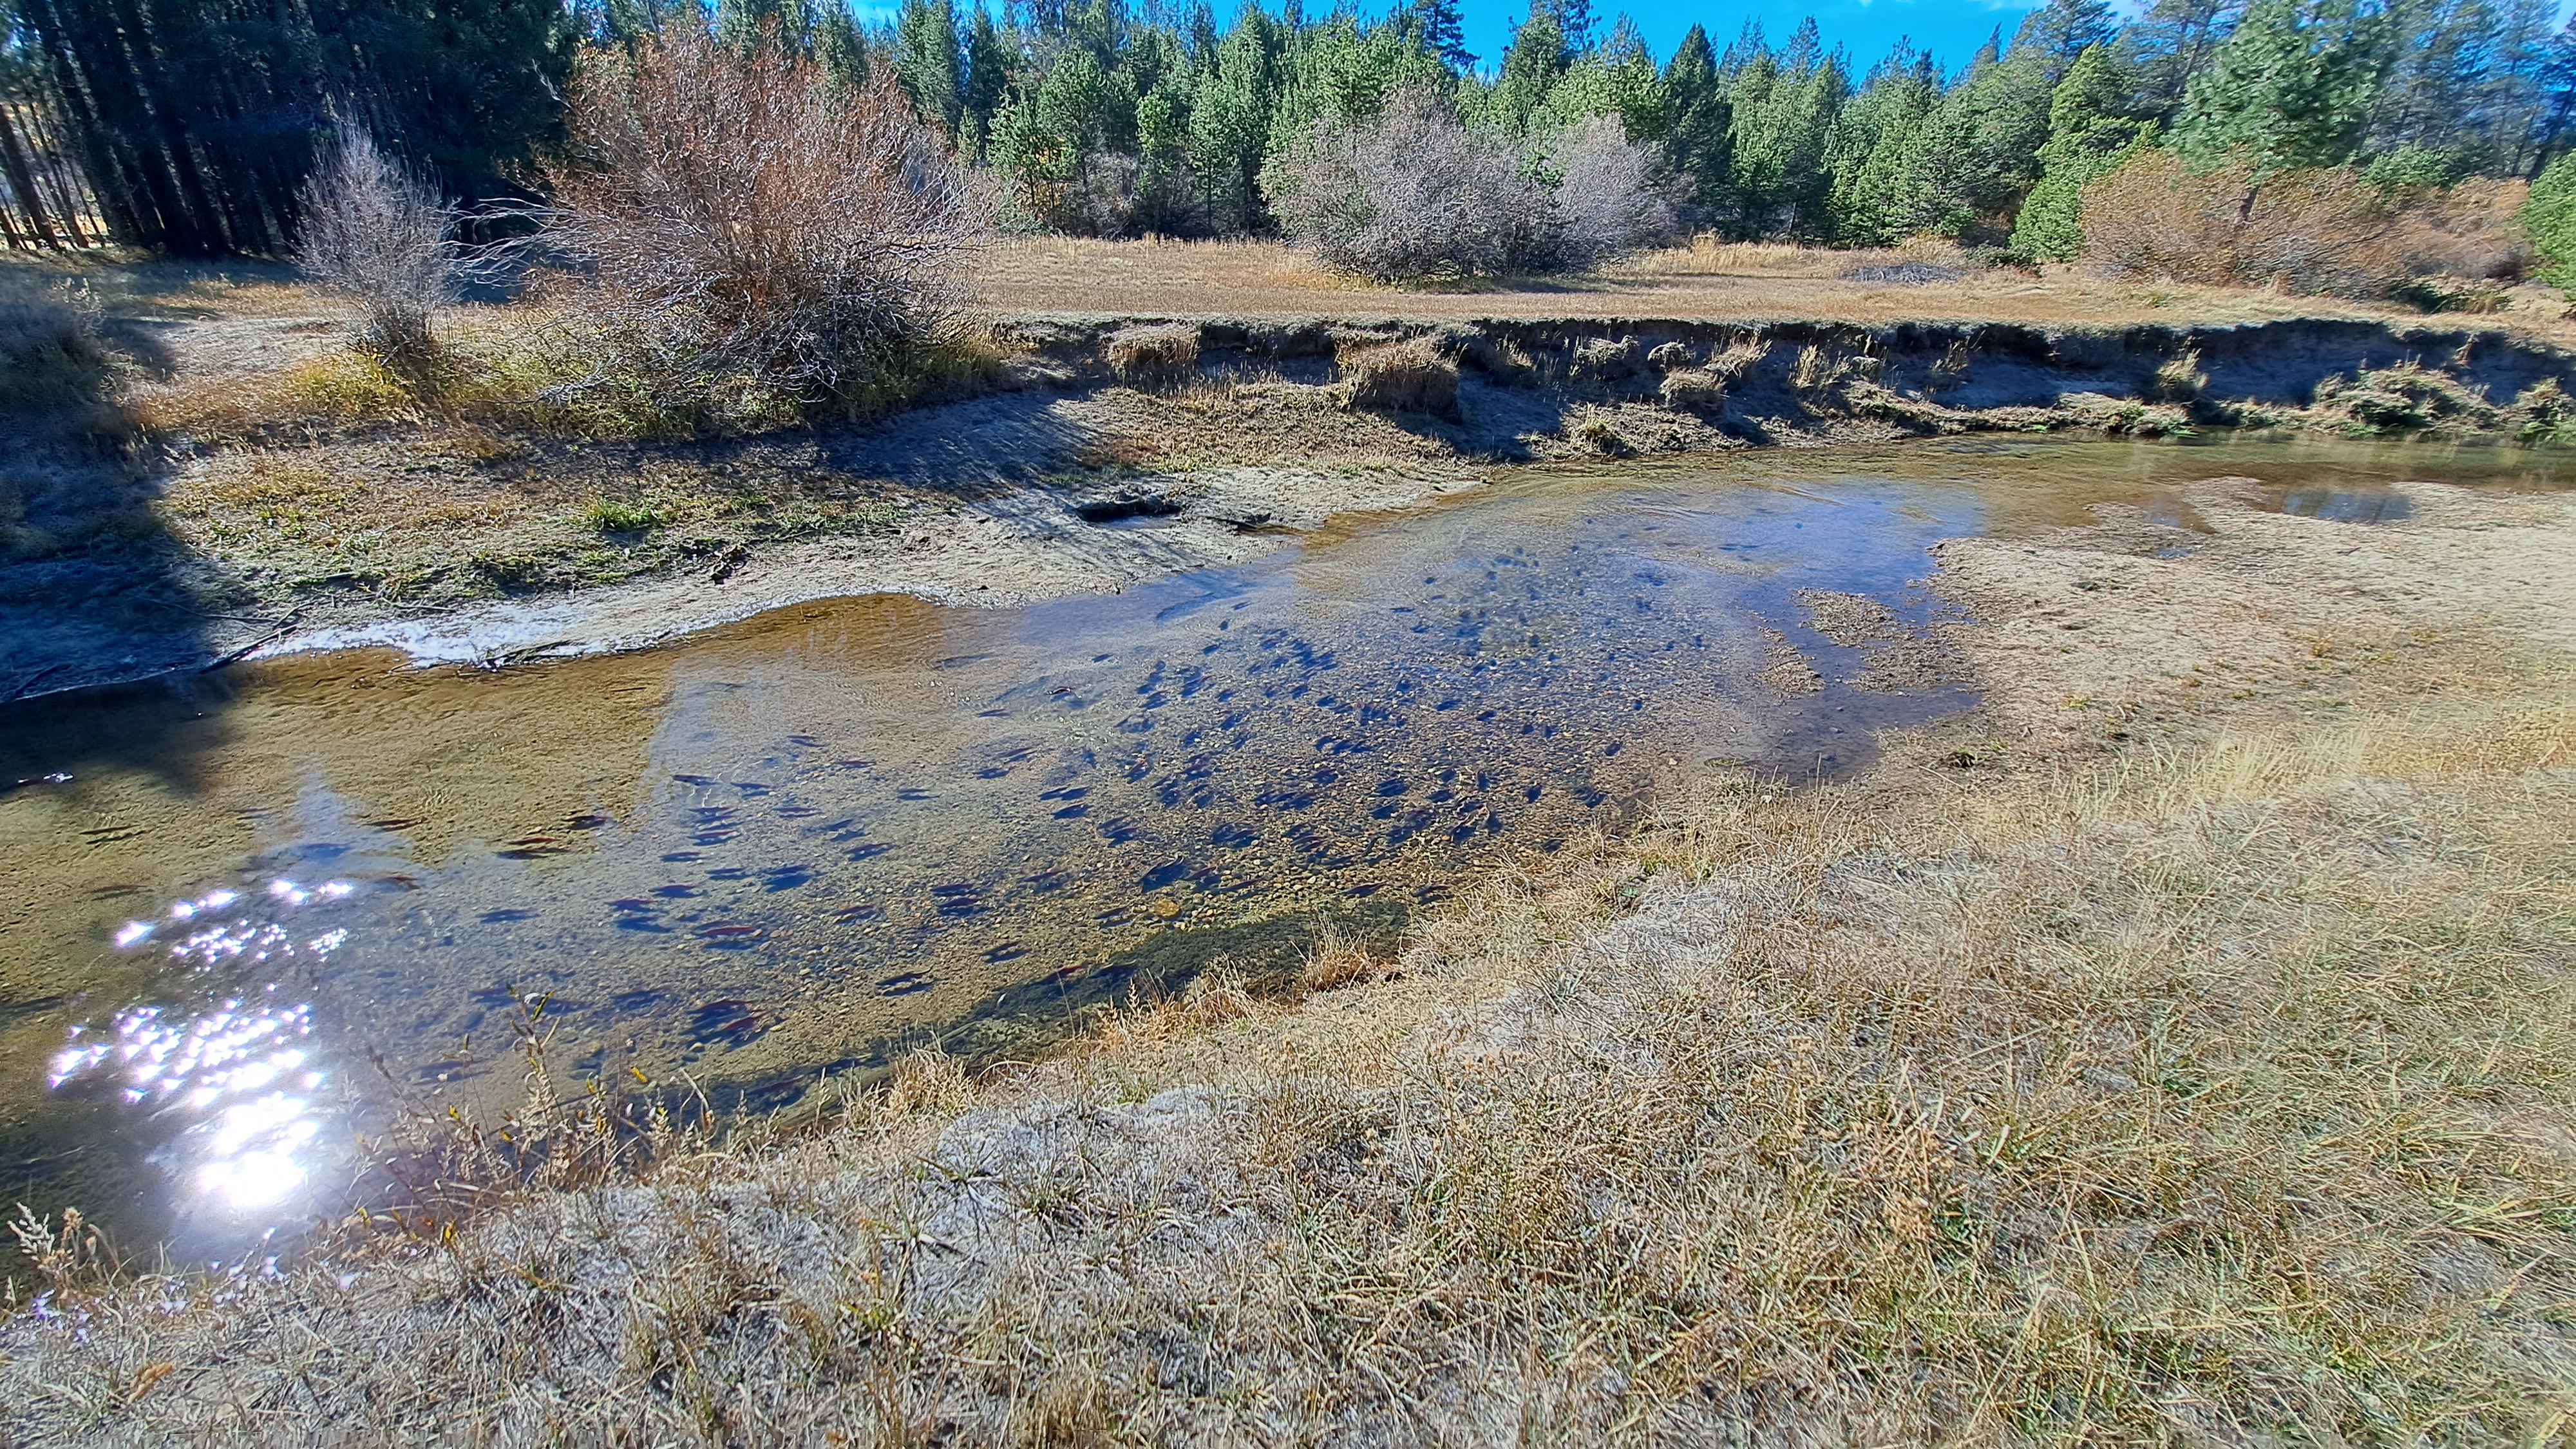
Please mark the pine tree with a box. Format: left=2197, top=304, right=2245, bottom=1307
left=2172, top=0, right=2389, bottom=175
left=1395, top=0, right=1473, bottom=72
left=1721, top=28, right=1847, bottom=238
left=1186, top=0, right=1283, bottom=231
left=2014, top=0, right=2118, bottom=74
left=959, top=2, right=1016, bottom=157
left=1490, top=1, right=1572, bottom=136
left=895, top=0, right=965, bottom=133
left=1659, top=24, right=1730, bottom=218
left=1824, top=41, right=1941, bottom=244
left=2011, top=44, right=2155, bottom=257
left=1535, top=17, right=1666, bottom=138
left=17, top=0, right=572, bottom=254
left=1549, top=0, right=1596, bottom=57
left=2120, top=0, right=2239, bottom=120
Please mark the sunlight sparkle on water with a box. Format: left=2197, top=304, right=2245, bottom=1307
left=48, top=877, right=359, bottom=1224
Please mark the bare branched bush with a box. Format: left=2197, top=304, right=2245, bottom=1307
left=2389, top=176, right=2531, bottom=281
left=542, top=25, right=984, bottom=427
left=1542, top=117, right=1678, bottom=271
left=1265, top=86, right=1546, bottom=283
left=2079, top=149, right=2526, bottom=301
left=295, top=128, right=457, bottom=361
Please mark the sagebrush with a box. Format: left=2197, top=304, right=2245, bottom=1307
left=294, top=127, right=459, bottom=361
left=540, top=24, right=984, bottom=427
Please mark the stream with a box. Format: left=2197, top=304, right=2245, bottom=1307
left=2, top=434, right=2564, bottom=1260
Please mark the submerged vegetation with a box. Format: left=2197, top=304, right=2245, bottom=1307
left=3, top=478, right=2570, bottom=1442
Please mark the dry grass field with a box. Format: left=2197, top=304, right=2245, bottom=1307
left=973, top=235, right=2576, bottom=337
left=4, top=476, right=2570, bottom=1445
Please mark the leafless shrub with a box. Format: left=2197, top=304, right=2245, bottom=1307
left=1542, top=117, right=1678, bottom=271
left=1340, top=337, right=1459, bottom=418
left=2079, top=150, right=2524, bottom=300
left=540, top=24, right=984, bottom=426
left=2390, top=177, right=2530, bottom=281
left=1266, top=86, right=1546, bottom=283
left=1105, top=324, right=1199, bottom=383
left=1645, top=341, right=1694, bottom=371
left=295, top=128, right=457, bottom=361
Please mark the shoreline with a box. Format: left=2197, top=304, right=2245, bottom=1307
left=6, top=469, right=2569, bottom=1440
left=7, top=307, right=2576, bottom=706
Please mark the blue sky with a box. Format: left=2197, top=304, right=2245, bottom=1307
left=865, top=0, right=2050, bottom=78
left=1457, top=0, right=2042, bottom=74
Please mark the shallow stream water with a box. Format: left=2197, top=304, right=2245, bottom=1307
left=3, top=434, right=2564, bottom=1258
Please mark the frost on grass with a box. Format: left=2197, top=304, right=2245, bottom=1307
left=5, top=490, right=2575, bottom=1445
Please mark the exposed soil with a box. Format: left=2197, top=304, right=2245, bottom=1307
left=8, top=274, right=2576, bottom=701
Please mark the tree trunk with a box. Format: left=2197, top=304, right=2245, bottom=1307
left=0, top=104, right=66, bottom=248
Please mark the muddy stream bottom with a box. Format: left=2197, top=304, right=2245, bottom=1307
left=3, top=435, right=2564, bottom=1260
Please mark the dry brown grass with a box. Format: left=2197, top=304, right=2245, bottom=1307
left=971, top=236, right=2576, bottom=338
left=1103, top=323, right=1200, bottom=383
left=1338, top=336, right=1459, bottom=418
left=5, top=486, right=2571, bottom=1446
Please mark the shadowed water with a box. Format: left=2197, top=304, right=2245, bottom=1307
left=2, top=433, right=2566, bottom=1258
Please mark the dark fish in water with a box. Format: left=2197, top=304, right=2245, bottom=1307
left=672, top=773, right=717, bottom=786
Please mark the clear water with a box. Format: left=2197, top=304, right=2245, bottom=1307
left=1, top=433, right=2564, bottom=1258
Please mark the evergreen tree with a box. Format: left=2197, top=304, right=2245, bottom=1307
left=895, top=0, right=965, bottom=133
left=959, top=3, right=1016, bottom=157
left=1395, top=0, right=1474, bottom=72
left=2519, top=146, right=2576, bottom=276
left=2013, top=0, right=2118, bottom=74
left=1035, top=47, right=1138, bottom=156
left=816, top=5, right=871, bottom=90
left=2120, top=0, right=2240, bottom=120
left=1659, top=24, right=1730, bottom=218
left=2011, top=44, right=2155, bottom=256
left=17, top=0, right=572, bottom=254
left=1187, top=0, right=1283, bottom=230
left=1824, top=41, right=1942, bottom=244
left=2365, top=0, right=2555, bottom=175
left=1720, top=28, right=1846, bottom=237
left=1536, top=17, right=1667, bottom=139
left=1549, top=0, right=1596, bottom=57
left=2172, top=0, right=2389, bottom=174
left=1489, top=1, right=1572, bottom=136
